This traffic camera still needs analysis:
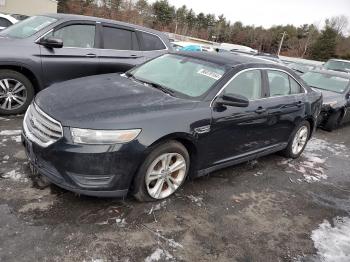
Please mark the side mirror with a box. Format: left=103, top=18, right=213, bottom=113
left=215, top=93, right=249, bottom=107
left=39, top=37, right=63, bottom=49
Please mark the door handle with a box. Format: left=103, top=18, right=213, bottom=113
left=255, top=107, right=266, bottom=114
left=85, top=53, right=97, bottom=58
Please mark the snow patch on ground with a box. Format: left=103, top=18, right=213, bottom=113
left=0, top=130, right=21, bottom=136
left=1, top=169, right=28, bottom=182
left=145, top=248, right=173, bottom=262
left=279, top=137, right=348, bottom=183
left=11, top=135, right=21, bottom=143
left=186, top=195, right=204, bottom=207
left=279, top=151, right=327, bottom=183
left=306, top=138, right=348, bottom=157
left=148, top=200, right=168, bottom=215
left=312, top=217, right=350, bottom=262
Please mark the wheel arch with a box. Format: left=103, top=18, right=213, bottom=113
left=0, top=64, right=43, bottom=93
left=304, top=116, right=315, bottom=139
left=148, top=133, right=199, bottom=177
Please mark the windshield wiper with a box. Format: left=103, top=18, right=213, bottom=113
left=125, top=72, right=175, bottom=96
left=143, top=81, right=175, bottom=95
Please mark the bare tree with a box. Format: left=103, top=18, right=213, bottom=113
left=328, top=15, right=349, bottom=36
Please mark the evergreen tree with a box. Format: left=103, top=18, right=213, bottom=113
left=310, top=25, right=338, bottom=60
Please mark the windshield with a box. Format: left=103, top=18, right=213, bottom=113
left=0, top=16, right=57, bottom=38
left=301, top=72, right=350, bottom=93
left=324, top=60, right=350, bottom=73
left=129, top=54, right=227, bottom=98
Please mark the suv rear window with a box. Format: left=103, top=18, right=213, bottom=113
left=140, top=32, right=166, bottom=51
left=103, top=26, right=139, bottom=50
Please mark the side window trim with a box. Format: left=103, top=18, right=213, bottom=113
left=210, top=67, right=307, bottom=107
left=136, top=29, right=168, bottom=51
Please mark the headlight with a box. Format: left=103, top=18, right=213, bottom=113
left=323, top=101, right=337, bottom=107
left=70, top=128, right=141, bottom=145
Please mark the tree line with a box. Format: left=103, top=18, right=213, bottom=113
left=57, top=0, right=350, bottom=61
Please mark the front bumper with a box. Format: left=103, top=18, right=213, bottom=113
left=317, top=105, right=334, bottom=127
left=22, top=128, right=145, bottom=198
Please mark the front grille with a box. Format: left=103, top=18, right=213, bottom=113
left=23, top=103, right=63, bottom=147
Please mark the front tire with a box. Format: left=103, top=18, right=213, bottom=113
left=133, top=141, right=190, bottom=202
left=281, top=121, right=310, bottom=159
left=0, top=70, right=34, bottom=115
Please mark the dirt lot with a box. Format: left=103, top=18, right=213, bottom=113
left=1, top=115, right=350, bottom=262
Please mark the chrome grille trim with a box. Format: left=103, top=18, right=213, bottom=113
left=23, top=103, right=63, bottom=147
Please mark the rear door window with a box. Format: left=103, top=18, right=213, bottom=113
left=267, top=70, right=290, bottom=96
left=267, top=70, right=303, bottom=96
left=140, top=32, right=166, bottom=51
left=102, top=26, right=139, bottom=50
left=289, top=76, right=303, bottom=94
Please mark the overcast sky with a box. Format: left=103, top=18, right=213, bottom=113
left=165, top=0, right=350, bottom=30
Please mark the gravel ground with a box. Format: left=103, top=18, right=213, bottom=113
left=1, top=115, right=350, bottom=262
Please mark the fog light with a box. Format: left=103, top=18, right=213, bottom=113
left=68, top=173, right=115, bottom=188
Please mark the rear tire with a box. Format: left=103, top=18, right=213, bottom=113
left=323, top=110, right=342, bottom=132
left=133, top=141, right=190, bottom=202
left=281, top=120, right=310, bottom=159
left=0, top=70, right=34, bottom=115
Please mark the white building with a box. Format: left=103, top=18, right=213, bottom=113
left=0, top=0, right=57, bottom=16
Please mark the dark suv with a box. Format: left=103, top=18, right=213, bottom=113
left=0, top=14, right=172, bottom=115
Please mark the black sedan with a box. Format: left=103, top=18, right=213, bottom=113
left=301, top=69, right=350, bottom=131
left=22, top=52, right=322, bottom=201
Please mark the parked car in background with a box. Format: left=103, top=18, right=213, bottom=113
left=171, top=41, right=215, bottom=52
left=323, top=59, right=350, bottom=73
left=219, top=43, right=258, bottom=54
left=287, top=62, right=315, bottom=75
left=22, top=52, right=322, bottom=201
left=0, top=13, right=172, bottom=115
left=301, top=69, right=350, bottom=131
left=254, top=53, right=285, bottom=64
left=0, top=13, right=23, bottom=30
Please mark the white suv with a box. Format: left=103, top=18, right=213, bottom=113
left=0, top=13, right=20, bottom=30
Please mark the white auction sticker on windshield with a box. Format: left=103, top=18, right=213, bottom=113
left=197, top=69, right=222, bottom=80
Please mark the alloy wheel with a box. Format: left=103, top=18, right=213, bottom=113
left=0, top=78, right=27, bottom=111
left=291, top=125, right=308, bottom=155
left=145, top=153, right=187, bottom=199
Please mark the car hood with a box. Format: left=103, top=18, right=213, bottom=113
left=313, top=88, right=344, bottom=103
left=35, top=74, right=197, bottom=129
left=312, top=88, right=345, bottom=106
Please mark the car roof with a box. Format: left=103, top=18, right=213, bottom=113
left=43, top=13, right=164, bottom=36
left=308, top=69, right=350, bottom=79
left=174, top=51, right=277, bottom=67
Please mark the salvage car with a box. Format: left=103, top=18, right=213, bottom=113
left=323, top=59, right=350, bottom=73
left=301, top=69, right=350, bottom=131
left=22, top=52, right=322, bottom=201
left=0, top=14, right=172, bottom=115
